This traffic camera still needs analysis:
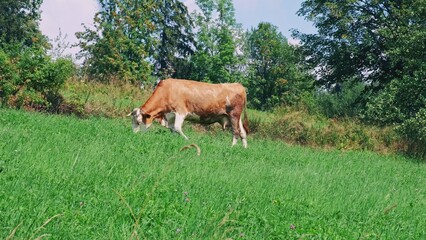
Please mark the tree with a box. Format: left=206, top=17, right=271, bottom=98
left=76, top=0, right=155, bottom=83
left=151, top=0, right=195, bottom=78
left=190, top=0, right=245, bottom=83
left=294, top=0, right=396, bottom=90
left=247, top=22, right=313, bottom=110
left=293, top=0, right=426, bottom=122
left=0, top=0, right=47, bottom=49
left=76, top=0, right=196, bottom=82
left=0, top=0, right=74, bottom=110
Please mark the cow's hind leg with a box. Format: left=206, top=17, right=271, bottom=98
left=174, top=113, right=189, bottom=140
left=239, top=117, right=248, bottom=148
left=229, top=114, right=241, bottom=147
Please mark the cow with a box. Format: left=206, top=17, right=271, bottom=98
left=128, top=78, right=249, bottom=148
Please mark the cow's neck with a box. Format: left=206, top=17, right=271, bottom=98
left=141, top=93, right=165, bottom=117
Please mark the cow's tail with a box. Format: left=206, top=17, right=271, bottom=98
left=242, top=94, right=249, bottom=135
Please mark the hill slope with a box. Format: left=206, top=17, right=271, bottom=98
left=1, top=109, right=425, bottom=239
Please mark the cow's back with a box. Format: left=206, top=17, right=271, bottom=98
left=159, top=79, right=246, bottom=115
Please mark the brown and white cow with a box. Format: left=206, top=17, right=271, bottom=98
left=128, top=78, right=249, bottom=148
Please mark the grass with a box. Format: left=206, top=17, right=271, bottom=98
left=1, top=109, right=425, bottom=239
left=252, top=106, right=401, bottom=153
left=59, top=79, right=404, bottom=156
left=60, top=78, right=150, bottom=117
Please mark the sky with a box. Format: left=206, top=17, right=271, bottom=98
left=40, top=0, right=317, bottom=59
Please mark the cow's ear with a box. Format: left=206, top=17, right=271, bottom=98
left=143, top=113, right=151, bottom=119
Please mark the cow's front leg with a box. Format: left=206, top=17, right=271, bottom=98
left=174, top=113, right=189, bottom=140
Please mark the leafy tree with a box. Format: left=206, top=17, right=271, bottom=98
left=247, top=22, right=313, bottom=110
left=76, top=0, right=155, bottom=83
left=190, top=0, right=245, bottom=83
left=151, top=0, right=195, bottom=78
left=0, top=0, right=47, bottom=49
left=294, top=0, right=426, bottom=122
left=76, top=0, right=196, bottom=82
left=0, top=0, right=74, bottom=110
left=363, top=70, right=426, bottom=124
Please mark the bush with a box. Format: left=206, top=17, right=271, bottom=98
left=398, top=108, right=426, bottom=159
left=0, top=50, right=19, bottom=106
left=363, top=80, right=406, bottom=125
left=363, top=73, right=426, bottom=125
left=315, top=81, right=364, bottom=118
left=0, top=46, right=75, bottom=110
left=249, top=106, right=400, bottom=152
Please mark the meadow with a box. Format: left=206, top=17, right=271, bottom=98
left=1, top=109, right=425, bottom=239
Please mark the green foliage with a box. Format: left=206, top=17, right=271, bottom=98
left=152, top=0, right=195, bottom=78
left=392, top=70, right=426, bottom=119
left=76, top=0, right=155, bottom=83
left=363, top=70, right=426, bottom=125
left=251, top=106, right=399, bottom=153
left=0, top=47, right=74, bottom=110
left=189, top=0, right=245, bottom=83
left=76, top=0, right=196, bottom=82
left=363, top=80, right=405, bottom=125
left=0, top=50, right=19, bottom=104
left=295, top=0, right=405, bottom=90
left=315, top=81, right=365, bottom=118
left=294, top=0, right=426, bottom=124
left=398, top=108, right=426, bottom=158
left=246, top=22, right=313, bottom=110
left=1, top=109, right=425, bottom=239
left=0, top=0, right=75, bottom=111
left=0, top=0, right=48, bottom=48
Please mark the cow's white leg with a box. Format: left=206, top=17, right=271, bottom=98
left=239, top=117, right=248, bottom=148
left=174, top=113, right=189, bottom=140
left=232, top=136, right=238, bottom=146
left=160, top=118, right=168, bottom=127
left=230, top=115, right=241, bottom=147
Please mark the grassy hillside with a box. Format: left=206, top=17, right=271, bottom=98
left=60, top=79, right=403, bottom=155
left=1, top=109, right=425, bottom=239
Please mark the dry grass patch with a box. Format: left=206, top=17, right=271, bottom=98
left=60, top=78, right=151, bottom=118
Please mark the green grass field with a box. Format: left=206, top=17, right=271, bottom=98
left=1, top=109, right=425, bottom=239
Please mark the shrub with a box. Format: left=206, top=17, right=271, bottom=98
left=363, top=73, right=426, bottom=125
left=251, top=106, right=398, bottom=152
left=0, top=49, right=20, bottom=106
left=398, top=108, right=426, bottom=159
left=0, top=46, right=75, bottom=110
left=315, top=81, right=365, bottom=118
left=363, top=80, right=406, bottom=125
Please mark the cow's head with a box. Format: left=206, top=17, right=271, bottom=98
left=127, top=108, right=153, bottom=133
